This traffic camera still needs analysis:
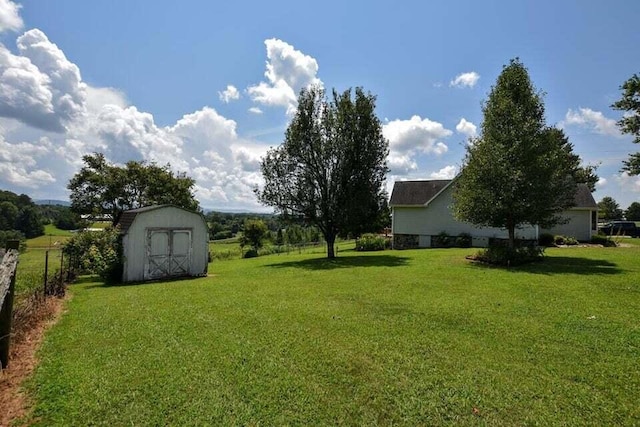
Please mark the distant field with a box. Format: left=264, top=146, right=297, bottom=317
left=26, top=244, right=640, bottom=425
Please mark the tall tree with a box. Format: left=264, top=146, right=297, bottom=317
left=68, top=153, right=199, bottom=224
left=611, top=73, right=640, bottom=174
left=598, top=196, right=623, bottom=221
left=625, top=201, right=640, bottom=221
left=453, top=59, right=589, bottom=248
left=257, top=86, right=389, bottom=258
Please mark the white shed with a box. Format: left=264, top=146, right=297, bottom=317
left=118, top=205, right=209, bottom=282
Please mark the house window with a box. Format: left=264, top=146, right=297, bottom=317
left=591, top=211, right=597, bottom=230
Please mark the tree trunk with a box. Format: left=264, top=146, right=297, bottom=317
left=507, top=224, right=515, bottom=249
left=326, top=233, right=336, bottom=259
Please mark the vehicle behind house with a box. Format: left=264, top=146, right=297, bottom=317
left=598, top=220, right=640, bottom=237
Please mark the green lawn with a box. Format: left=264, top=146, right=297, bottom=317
left=26, top=245, right=640, bottom=425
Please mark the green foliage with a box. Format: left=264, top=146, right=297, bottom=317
left=240, top=219, right=268, bottom=251
left=591, top=234, right=618, bottom=247
left=455, top=232, right=472, bottom=248
left=257, top=86, right=389, bottom=258
left=554, top=235, right=578, bottom=246
left=433, top=231, right=451, bottom=247
left=63, top=227, right=123, bottom=282
left=538, top=233, right=555, bottom=247
left=611, top=73, right=640, bottom=174
left=212, top=230, right=233, bottom=240
left=598, top=196, right=623, bottom=221
left=0, top=190, right=45, bottom=238
left=243, top=248, right=259, bottom=258
left=473, top=244, right=545, bottom=266
left=453, top=59, right=592, bottom=248
left=68, top=153, right=199, bottom=223
left=355, top=233, right=389, bottom=251
left=0, top=229, right=26, bottom=252
left=625, top=201, right=640, bottom=221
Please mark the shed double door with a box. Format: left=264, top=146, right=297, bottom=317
left=145, top=229, right=192, bottom=280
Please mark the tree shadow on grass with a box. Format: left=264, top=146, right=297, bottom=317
left=265, top=255, right=411, bottom=271
left=469, top=256, right=622, bottom=275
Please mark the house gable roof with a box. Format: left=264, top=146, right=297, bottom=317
left=390, top=180, right=452, bottom=206
left=390, top=180, right=598, bottom=209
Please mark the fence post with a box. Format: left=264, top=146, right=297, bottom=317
left=0, top=240, right=19, bottom=369
left=44, top=250, right=49, bottom=296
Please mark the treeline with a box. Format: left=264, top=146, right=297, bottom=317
left=0, top=190, right=43, bottom=248
left=205, top=211, right=323, bottom=244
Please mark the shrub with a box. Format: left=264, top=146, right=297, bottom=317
left=456, top=233, right=472, bottom=248
left=355, top=233, right=388, bottom=251
left=471, top=244, right=545, bottom=266
left=243, top=248, right=259, bottom=258
left=539, top=233, right=555, bottom=247
left=591, top=235, right=617, bottom=247
left=212, top=230, right=233, bottom=240
left=433, top=231, right=451, bottom=248
left=63, top=227, right=123, bottom=282
left=553, top=235, right=578, bottom=246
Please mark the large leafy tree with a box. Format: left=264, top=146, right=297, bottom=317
left=625, top=201, right=640, bottom=221
left=257, top=86, right=389, bottom=258
left=453, top=59, right=592, bottom=248
left=598, top=196, right=623, bottom=221
left=611, top=73, right=640, bottom=174
left=68, top=153, right=199, bottom=224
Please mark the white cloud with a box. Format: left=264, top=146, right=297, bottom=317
left=218, top=85, right=240, bottom=103
left=429, top=165, right=457, bottom=180
left=0, top=133, right=55, bottom=187
left=383, top=115, right=451, bottom=175
left=247, top=38, right=321, bottom=115
left=596, top=177, right=608, bottom=187
left=0, top=0, right=22, bottom=33
left=563, top=107, right=619, bottom=136
left=450, top=71, right=480, bottom=88
left=248, top=107, right=263, bottom=114
left=455, top=118, right=477, bottom=137
left=616, top=172, right=640, bottom=193
left=384, top=115, right=451, bottom=154
left=0, top=29, right=86, bottom=132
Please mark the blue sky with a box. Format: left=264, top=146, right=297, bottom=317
left=0, top=0, right=639, bottom=211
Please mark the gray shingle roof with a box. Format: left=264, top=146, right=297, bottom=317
left=390, top=180, right=597, bottom=209
left=390, top=180, right=452, bottom=206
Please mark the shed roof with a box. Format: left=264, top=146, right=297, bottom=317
left=390, top=180, right=597, bottom=209
left=116, top=205, right=202, bottom=234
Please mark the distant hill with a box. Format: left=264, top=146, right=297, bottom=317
left=35, top=199, right=71, bottom=207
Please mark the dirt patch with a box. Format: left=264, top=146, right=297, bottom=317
left=0, top=294, right=68, bottom=427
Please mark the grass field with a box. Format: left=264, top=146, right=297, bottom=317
left=24, top=244, right=640, bottom=425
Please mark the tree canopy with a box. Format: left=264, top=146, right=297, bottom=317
left=598, top=196, right=623, bottom=221
left=0, top=190, right=44, bottom=238
left=611, top=73, right=640, bottom=174
left=453, top=59, right=594, bottom=248
left=625, top=201, right=640, bottom=221
left=256, top=86, right=389, bottom=258
left=68, top=153, right=199, bottom=224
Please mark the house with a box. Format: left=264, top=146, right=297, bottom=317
left=390, top=179, right=598, bottom=249
left=117, top=205, right=209, bottom=282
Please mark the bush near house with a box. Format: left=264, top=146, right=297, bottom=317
left=355, top=233, right=389, bottom=251
left=63, top=227, right=123, bottom=282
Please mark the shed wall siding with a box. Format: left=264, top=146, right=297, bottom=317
left=392, top=185, right=538, bottom=242
left=122, top=207, right=208, bottom=282
left=541, top=210, right=593, bottom=241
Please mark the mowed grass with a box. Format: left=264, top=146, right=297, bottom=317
left=27, top=245, right=640, bottom=425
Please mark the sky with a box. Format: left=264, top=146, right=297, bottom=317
left=0, top=0, right=639, bottom=212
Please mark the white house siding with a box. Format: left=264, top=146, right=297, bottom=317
left=392, top=184, right=537, bottom=247
left=541, top=209, right=593, bottom=241
left=122, top=207, right=208, bottom=282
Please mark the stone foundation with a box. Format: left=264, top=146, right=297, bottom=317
left=393, top=234, right=419, bottom=250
